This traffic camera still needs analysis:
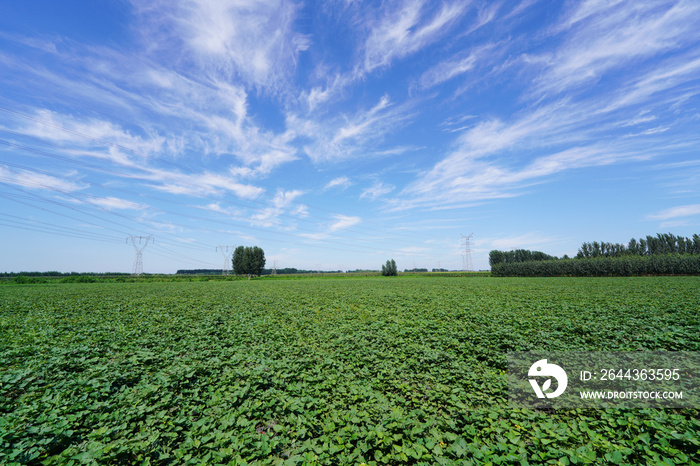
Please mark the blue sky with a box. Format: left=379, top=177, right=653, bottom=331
left=1, top=0, right=699, bottom=273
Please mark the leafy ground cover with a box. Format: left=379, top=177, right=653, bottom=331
left=1, top=277, right=698, bottom=465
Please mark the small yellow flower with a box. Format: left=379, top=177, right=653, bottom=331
left=439, top=441, right=447, bottom=448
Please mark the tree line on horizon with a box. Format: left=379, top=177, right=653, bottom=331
left=490, top=233, right=700, bottom=277
left=176, top=268, right=345, bottom=276
left=576, top=233, right=700, bottom=258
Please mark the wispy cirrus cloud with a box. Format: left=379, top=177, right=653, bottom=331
left=418, top=44, right=497, bottom=90
left=132, top=0, right=310, bottom=93
left=329, top=214, right=361, bottom=232
left=391, top=1, right=700, bottom=212
left=361, top=1, right=468, bottom=75
left=251, top=189, right=306, bottom=228
left=85, top=196, right=148, bottom=210
left=0, top=165, right=86, bottom=193
left=300, top=213, right=361, bottom=241
left=397, top=128, right=655, bottom=211
left=331, top=95, right=393, bottom=145
left=197, top=202, right=237, bottom=216
left=533, top=0, right=700, bottom=96
left=647, top=204, right=700, bottom=221
left=2, top=28, right=302, bottom=179
left=324, top=176, right=352, bottom=191
left=292, top=94, right=415, bottom=163
left=6, top=109, right=269, bottom=200
left=360, top=181, right=395, bottom=201
left=299, top=1, right=472, bottom=108
left=600, top=54, right=700, bottom=114
left=17, top=109, right=166, bottom=166
left=144, top=169, right=265, bottom=199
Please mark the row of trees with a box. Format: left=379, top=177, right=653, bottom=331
left=176, top=267, right=343, bottom=276
left=491, top=254, right=700, bottom=277
left=0, top=271, right=128, bottom=277
left=489, top=249, right=558, bottom=267
left=577, top=234, right=700, bottom=258
left=233, top=248, right=396, bottom=277
left=180, top=253, right=401, bottom=278
left=490, top=232, right=700, bottom=277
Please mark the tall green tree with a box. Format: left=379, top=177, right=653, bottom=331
left=232, top=246, right=266, bottom=278
left=381, top=259, right=397, bottom=276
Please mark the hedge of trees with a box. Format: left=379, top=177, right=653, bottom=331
left=489, top=249, right=558, bottom=266
left=491, top=233, right=700, bottom=277
left=491, top=253, right=700, bottom=277
left=577, top=233, right=700, bottom=258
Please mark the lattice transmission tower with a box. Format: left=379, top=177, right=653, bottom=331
left=216, top=245, right=235, bottom=275
left=461, top=233, right=474, bottom=272
left=127, top=235, right=153, bottom=275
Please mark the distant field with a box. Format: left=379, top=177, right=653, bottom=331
left=0, top=270, right=490, bottom=284
left=1, top=277, right=698, bottom=465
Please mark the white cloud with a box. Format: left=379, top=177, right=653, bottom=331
left=86, top=196, right=147, bottom=210
left=333, top=95, right=392, bottom=144
left=19, top=109, right=165, bottom=166
left=144, top=169, right=265, bottom=199
left=360, top=182, right=395, bottom=201
left=361, top=1, right=468, bottom=74
left=4, top=28, right=302, bottom=178
left=293, top=95, right=415, bottom=163
left=418, top=44, right=495, bottom=89
left=299, top=213, right=361, bottom=242
left=134, top=0, right=310, bottom=92
left=601, top=55, right=700, bottom=114
left=397, top=138, right=650, bottom=211
left=251, top=189, right=306, bottom=227
left=329, top=214, right=361, bottom=232
left=6, top=106, right=284, bottom=200
left=554, top=0, right=626, bottom=32
left=395, top=28, right=700, bottom=212
left=397, top=246, right=430, bottom=256
left=300, top=73, right=355, bottom=111
left=324, top=176, right=352, bottom=191
left=534, top=0, right=700, bottom=95
left=647, top=204, right=700, bottom=221
left=0, top=165, right=86, bottom=193
left=196, top=202, right=241, bottom=217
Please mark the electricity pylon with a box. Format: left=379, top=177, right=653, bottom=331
left=127, top=235, right=153, bottom=275
left=216, top=245, right=235, bottom=275
left=461, top=233, right=474, bottom=272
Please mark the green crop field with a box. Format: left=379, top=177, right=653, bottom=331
left=1, top=277, right=699, bottom=465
